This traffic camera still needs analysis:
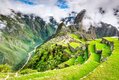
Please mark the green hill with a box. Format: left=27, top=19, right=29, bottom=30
left=0, top=10, right=119, bottom=80
left=1, top=35, right=118, bottom=80
left=0, top=13, right=56, bottom=70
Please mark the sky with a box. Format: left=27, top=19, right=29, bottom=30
left=18, top=0, right=36, bottom=5
left=0, top=0, right=119, bottom=29
left=18, top=0, right=69, bottom=8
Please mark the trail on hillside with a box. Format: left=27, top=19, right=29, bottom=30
left=15, top=45, right=40, bottom=76
left=19, top=50, right=33, bottom=71
left=15, top=51, right=33, bottom=77
left=4, top=73, right=9, bottom=80
left=4, top=49, right=35, bottom=79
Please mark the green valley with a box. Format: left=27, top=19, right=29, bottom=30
left=0, top=6, right=119, bottom=80
left=0, top=31, right=118, bottom=80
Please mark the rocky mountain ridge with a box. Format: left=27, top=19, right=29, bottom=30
left=0, top=9, right=119, bottom=69
left=0, top=10, right=57, bottom=69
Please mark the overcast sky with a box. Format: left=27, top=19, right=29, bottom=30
left=0, top=0, right=119, bottom=28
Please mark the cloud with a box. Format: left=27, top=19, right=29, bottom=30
left=66, top=0, right=119, bottom=28
left=0, top=0, right=69, bottom=22
left=0, top=0, right=119, bottom=28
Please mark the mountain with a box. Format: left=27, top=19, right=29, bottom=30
left=0, top=10, right=57, bottom=69
left=24, top=10, right=119, bottom=72
left=0, top=9, right=119, bottom=70
left=63, top=9, right=119, bottom=38
left=95, top=22, right=119, bottom=38
left=0, top=8, right=119, bottom=80
left=8, top=17, right=119, bottom=79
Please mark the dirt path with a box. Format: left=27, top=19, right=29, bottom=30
left=4, top=45, right=40, bottom=79
left=15, top=45, right=40, bottom=77
left=4, top=73, right=9, bottom=80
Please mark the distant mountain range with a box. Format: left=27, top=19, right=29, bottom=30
left=0, top=9, right=119, bottom=69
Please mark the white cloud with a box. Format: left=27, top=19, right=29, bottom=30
left=0, top=0, right=119, bottom=28
left=0, top=0, right=69, bottom=22
left=0, top=20, right=6, bottom=29
left=66, top=0, right=119, bottom=28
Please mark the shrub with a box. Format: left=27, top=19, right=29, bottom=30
left=19, top=69, right=37, bottom=75
left=0, top=64, right=11, bottom=73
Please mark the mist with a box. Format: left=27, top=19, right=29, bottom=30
left=0, top=0, right=119, bottom=28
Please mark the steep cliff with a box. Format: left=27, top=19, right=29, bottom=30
left=0, top=11, right=57, bottom=69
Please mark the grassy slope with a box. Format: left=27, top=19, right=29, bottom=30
left=8, top=37, right=114, bottom=80
left=83, top=37, right=119, bottom=80
left=0, top=15, right=56, bottom=69
left=24, top=33, right=85, bottom=72
left=8, top=61, right=99, bottom=80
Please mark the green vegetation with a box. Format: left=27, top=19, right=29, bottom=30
left=5, top=36, right=118, bottom=80
left=25, top=34, right=84, bottom=71
left=0, top=14, right=56, bottom=70
left=83, top=38, right=119, bottom=80
left=69, top=33, right=85, bottom=43
left=1, top=10, right=118, bottom=80
left=0, top=64, right=11, bottom=73
left=69, top=42, right=80, bottom=49
left=0, top=64, right=12, bottom=79
left=25, top=43, right=70, bottom=71
left=19, top=69, right=37, bottom=75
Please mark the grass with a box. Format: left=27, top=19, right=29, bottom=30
left=95, top=42, right=111, bottom=58
left=74, top=56, right=84, bottom=64
left=70, top=34, right=80, bottom=40
left=64, top=49, right=72, bottom=54
left=0, top=73, right=15, bottom=79
left=58, top=57, right=76, bottom=68
left=88, top=39, right=111, bottom=62
left=8, top=39, right=104, bottom=80
left=3, top=37, right=117, bottom=80
left=8, top=61, right=99, bottom=80
left=0, top=73, right=7, bottom=78
left=83, top=37, right=119, bottom=80
left=69, top=42, right=80, bottom=49
left=69, top=33, right=85, bottom=43
left=88, top=41, right=101, bottom=62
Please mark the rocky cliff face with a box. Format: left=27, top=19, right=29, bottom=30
left=95, top=22, right=119, bottom=38
left=0, top=9, right=119, bottom=69
left=0, top=11, right=57, bottom=68
left=63, top=10, right=119, bottom=39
